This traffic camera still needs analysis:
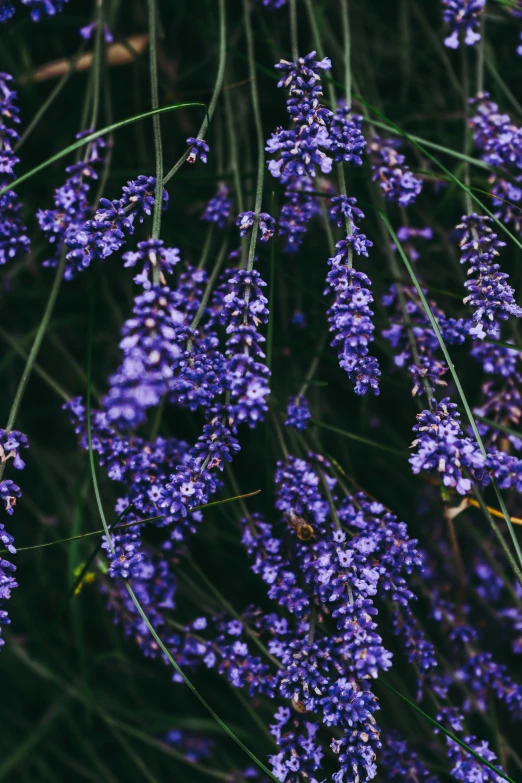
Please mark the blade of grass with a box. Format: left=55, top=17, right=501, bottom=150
left=379, top=679, right=519, bottom=783
left=0, top=102, right=207, bottom=198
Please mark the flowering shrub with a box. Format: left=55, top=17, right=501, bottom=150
left=1, top=1, right=522, bottom=781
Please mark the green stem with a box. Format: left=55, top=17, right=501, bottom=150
left=289, top=0, right=299, bottom=62
left=147, top=0, right=164, bottom=259
left=15, top=42, right=89, bottom=151
left=190, top=236, right=228, bottom=331
left=0, top=248, right=67, bottom=484
left=89, top=0, right=105, bottom=132
left=242, top=0, right=265, bottom=272
left=163, top=0, right=226, bottom=184
left=340, top=0, right=351, bottom=108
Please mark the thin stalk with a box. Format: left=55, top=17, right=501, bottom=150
left=15, top=42, right=89, bottom=151
left=163, top=0, right=226, bottom=184
left=289, top=0, right=299, bottom=62
left=0, top=327, right=70, bottom=403
left=242, top=0, right=265, bottom=273
left=147, top=0, right=164, bottom=260
left=0, top=248, right=67, bottom=484
left=197, top=224, right=215, bottom=271
left=340, top=0, right=351, bottom=108
left=477, top=11, right=486, bottom=95
left=190, top=235, right=228, bottom=331
left=89, top=0, right=105, bottom=131
left=266, top=191, right=276, bottom=371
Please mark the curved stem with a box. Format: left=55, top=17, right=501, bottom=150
left=0, top=248, right=67, bottom=483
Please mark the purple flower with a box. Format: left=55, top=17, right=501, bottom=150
left=0, top=429, right=28, bottom=470
left=382, top=284, right=451, bottom=396
left=285, top=395, right=311, bottom=431
left=79, top=21, right=113, bottom=42
left=442, top=0, right=486, bottom=49
left=0, top=480, right=21, bottom=516
left=455, top=214, right=521, bottom=339
left=37, top=130, right=106, bottom=273
left=0, top=73, right=30, bottom=266
left=103, top=529, right=144, bottom=580
left=409, top=397, right=485, bottom=494
left=222, top=265, right=271, bottom=428
left=122, top=238, right=180, bottom=289
left=186, top=137, right=209, bottom=164
left=257, top=0, right=286, bottom=7
left=201, top=183, right=231, bottom=228
left=267, top=52, right=333, bottom=183
left=325, top=223, right=381, bottom=396
left=0, top=523, right=17, bottom=648
left=236, top=211, right=276, bottom=241
left=65, top=175, right=168, bottom=278
left=369, top=136, right=423, bottom=206
left=0, top=3, right=15, bottom=21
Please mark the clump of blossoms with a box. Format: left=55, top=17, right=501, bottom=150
left=325, top=197, right=381, bottom=395
left=0, top=428, right=28, bottom=649
left=266, top=53, right=366, bottom=252
left=455, top=214, right=522, bottom=339
left=240, top=454, right=425, bottom=782
left=409, top=398, right=485, bottom=494
left=285, top=395, right=311, bottom=431
left=221, top=251, right=271, bottom=428
left=369, top=136, right=423, bottom=206
left=469, top=94, right=522, bottom=234
left=37, top=131, right=106, bottom=272
left=0, top=72, right=30, bottom=267
left=441, top=0, right=486, bottom=49
left=236, top=211, right=276, bottom=241
left=186, top=137, right=209, bottom=164
left=63, top=175, right=168, bottom=278
left=201, top=182, right=231, bottom=229
left=471, top=340, right=522, bottom=452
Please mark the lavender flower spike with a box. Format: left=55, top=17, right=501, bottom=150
left=0, top=72, right=30, bottom=266
left=456, top=214, right=522, bottom=339
left=409, top=397, right=485, bottom=494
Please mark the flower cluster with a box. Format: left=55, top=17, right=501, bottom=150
left=381, top=733, right=440, bottom=782
left=37, top=130, right=106, bottom=271
left=201, top=182, right=231, bottom=228
left=441, top=0, right=486, bottom=49
left=469, top=94, right=522, bottom=234
left=410, top=398, right=485, bottom=494
left=285, top=395, right=311, bottom=431
left=369, top=136, right=423, bottom=206
left=0, top=428, right=28, bottom=650
left=455, top=214, right=521, bottom=339
left=236, top=211, right=276, bottom=241
left=222, top=265, right=271, bottom=427
left=0, top=72, right=30, bottom=267
left=63, top=175, right=168, bottom=278
left=325, top=202, right=380, bottom=396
